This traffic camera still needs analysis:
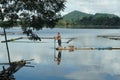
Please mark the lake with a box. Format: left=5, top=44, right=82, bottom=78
left=1, top=28, right=120, bottom=80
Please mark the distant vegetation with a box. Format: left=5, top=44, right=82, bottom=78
left=1, top=9, right=120, bottom=29
left=57, top=10, right=120, bottom=28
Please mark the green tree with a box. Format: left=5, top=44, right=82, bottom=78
left=0, top=0, right=66, bottom=30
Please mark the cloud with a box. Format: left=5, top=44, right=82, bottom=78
left=63, top=0, right=120, bottom=16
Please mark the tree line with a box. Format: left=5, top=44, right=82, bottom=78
left=80, top=16, right=120, bottom=26
left=57, top=15, right=120, bottom=28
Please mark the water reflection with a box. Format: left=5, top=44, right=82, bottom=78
left=55, top=50, right=62, bottom=65
left=1, top=28, right=120, bottom=80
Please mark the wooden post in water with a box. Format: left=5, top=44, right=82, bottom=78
left=3, top=28, right=11, bottom=65
left=54, top=38, right=56, bottom=61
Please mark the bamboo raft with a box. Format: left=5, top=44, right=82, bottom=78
left=97, top=35, right=120, bottom=40
left=56, top=46, right=120, bottom=51
left=97, top=35, right=120, bottom=38
left=1, top=37, right=76, bottom=43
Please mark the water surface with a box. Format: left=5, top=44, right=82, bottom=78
left=1, top=28, right=120, bottom=80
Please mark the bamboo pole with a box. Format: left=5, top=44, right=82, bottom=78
left=3, top=28, right=11, bottom=65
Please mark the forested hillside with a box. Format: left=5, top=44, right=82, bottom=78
left=57, top=10, right=120, bottom=28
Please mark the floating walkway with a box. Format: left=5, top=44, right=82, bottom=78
left=1, top=37, right=76, bottom=43
left=56, top=46, right=120, bottom=51
left=97, top=35, right=120, bottom=41
left=97, top=35, right=120, bottom=38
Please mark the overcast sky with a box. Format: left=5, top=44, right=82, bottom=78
left=62, top=0, right=120, bottom=17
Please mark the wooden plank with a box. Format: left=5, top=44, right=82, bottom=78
left=56, top=47, right=120, bottom=51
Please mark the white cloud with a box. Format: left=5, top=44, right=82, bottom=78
left=63, top=0, right=120, bottom=16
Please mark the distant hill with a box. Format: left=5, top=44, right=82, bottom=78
left=62, top=10, right=119, bottom=21
left=93, top=13, right=118, bottom=18
left=62, top=10, right=93, bottom=22
left=57, top=10, right=120, bottom=28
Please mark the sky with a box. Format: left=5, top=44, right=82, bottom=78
left=62, top=0, right=120, bottom=17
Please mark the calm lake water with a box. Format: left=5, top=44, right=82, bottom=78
left=1, top=28, right=120, bottom=80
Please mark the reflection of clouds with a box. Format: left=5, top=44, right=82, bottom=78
left=2, top=28, right=120, bottom=80
left=63, top=50, right=120, bottom=80
left=100, top=51, right=120, bottom=75
left=31, top=54, right=41, bottom=64
left=112, top=63, right=120, bottom=74
left=65, top=70, right=103, bottom=80
left=11, top=54, right=22, bottom=61
left=0, top=54, right=4, bottom=61
left=71, top=29, right=120, bottom=47
left=65, top=68, right=120, bottom=80
left=0, top=43, right=50, bottom=64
